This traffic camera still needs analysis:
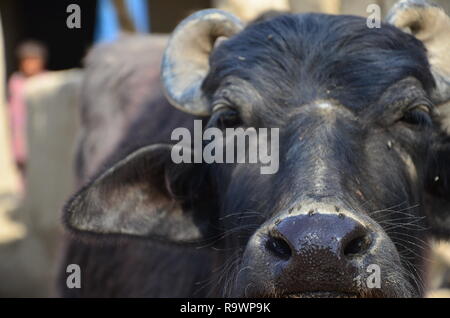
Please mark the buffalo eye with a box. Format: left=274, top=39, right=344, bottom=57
left=208, top=104, right=242, bottom=129
left=400, top=104, right=432, bottom=128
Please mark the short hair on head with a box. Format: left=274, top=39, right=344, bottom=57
left=16, top=40, right=48, bottom=61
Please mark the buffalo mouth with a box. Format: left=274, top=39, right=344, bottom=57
left=284, top=291, right=360, bottom=298
left=243, top=288, right=392, bottom=298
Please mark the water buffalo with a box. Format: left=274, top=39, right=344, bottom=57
left=60, top=0, right=450, bottom=297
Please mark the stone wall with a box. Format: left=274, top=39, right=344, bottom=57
left=0, top=70, right=82, bottom=297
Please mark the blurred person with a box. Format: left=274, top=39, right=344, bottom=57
left=7, top=40, right=48, bottom=192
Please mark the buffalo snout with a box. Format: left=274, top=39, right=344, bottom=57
left=237, top=203, right=403, bottom=298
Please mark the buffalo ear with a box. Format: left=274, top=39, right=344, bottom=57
left=64, top=144, right=213, bottom=244
left=425, top=134, right=450, bottom=239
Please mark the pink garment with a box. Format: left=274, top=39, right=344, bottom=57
left=8, top=72, right=28, bottom=166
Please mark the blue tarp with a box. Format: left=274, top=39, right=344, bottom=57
left=95, top=0, right=150, bottom=43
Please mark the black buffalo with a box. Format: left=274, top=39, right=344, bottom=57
left=60, top=0, right=450, bottom=298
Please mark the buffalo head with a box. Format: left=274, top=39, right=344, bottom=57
left=64, top=0, right=450, bottom=297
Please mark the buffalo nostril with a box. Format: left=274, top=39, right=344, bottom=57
left=265, top=235, right=292, bottom=260
left=343, top=234, right=372, bottom=258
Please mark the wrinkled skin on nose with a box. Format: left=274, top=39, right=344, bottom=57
left=275, top=212, right=368, bottom=257
left=235, top=203, right=407, bottom=298
left=269, top=212, right=370, bottom=294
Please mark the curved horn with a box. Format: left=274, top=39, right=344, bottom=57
left=387, top=0, right=450, bottom=105
left=161, top=9, right=244, bottom=116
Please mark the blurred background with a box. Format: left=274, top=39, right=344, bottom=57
left=0, top=0, right=449, bottom=297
